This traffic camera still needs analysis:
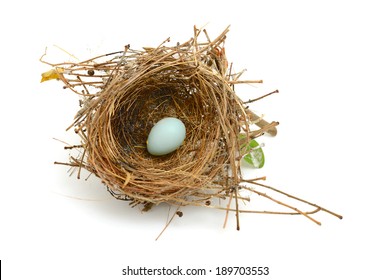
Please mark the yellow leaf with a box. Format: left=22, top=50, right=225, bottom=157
left=40, top=68, right=64, bottom=83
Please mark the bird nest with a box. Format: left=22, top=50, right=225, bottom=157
left=41, top=26, right=341, bottom=229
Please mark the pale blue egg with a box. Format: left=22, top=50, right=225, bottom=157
left=147, top=117, right=186, bottom=156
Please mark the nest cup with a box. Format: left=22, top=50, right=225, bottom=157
left=87, top=50, right=241, bottom=208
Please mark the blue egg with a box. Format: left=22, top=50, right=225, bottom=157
left=147, top=117, right=186, bottom=156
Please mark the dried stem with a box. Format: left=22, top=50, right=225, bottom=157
left=243, top=89, right=279, bottom=104
left=241, top=186, right=321, bottom=225
left=155, top=205, right=181, bottom=241
left=223, top=191, right=234, bottom=229
left=229, top=80, right=263, bottom=84
left=242, top=180, right=343, bottom=220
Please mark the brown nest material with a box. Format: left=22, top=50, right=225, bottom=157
left=41, top=26, right=342, bottom=229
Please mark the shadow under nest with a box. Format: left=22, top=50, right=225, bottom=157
left=41, top=26, right=342, bottom=229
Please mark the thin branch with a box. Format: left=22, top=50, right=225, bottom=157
left=155, top=205, right=181, bottom=241
left=223, top=191, right=234, bottom=228
left=241, top=186, right=322, bottom=225
left=247, top=120, right=279, bottom=138
left=234, top=186, right=241, bottom=230
left=244, top=89, right=279, bottom=104
left=242, top=180, right=343, bottom=220
left=228, top=79, right=263, bottom=84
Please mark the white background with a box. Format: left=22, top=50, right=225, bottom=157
left=1, top=0, right=389, bottom=279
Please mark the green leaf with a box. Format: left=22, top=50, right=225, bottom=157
left=239, top=134, right=265, bottom=168
left=243, top=146, right=265, bottom=168
left=240, top=135, right=259, bottom=152
left=248, top=139, right=259, bottom=149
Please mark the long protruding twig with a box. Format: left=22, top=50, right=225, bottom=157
left=242, top=179, right=343, bottom=220
left=155, top=205, right=181, bottom=241
left=234, top=186, right=240, bottom=230
left=241, top=186, right=322, bottom=225
left=243, top=89, right=279, bottom=104
left=223, top=191, right=234, bottom=228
